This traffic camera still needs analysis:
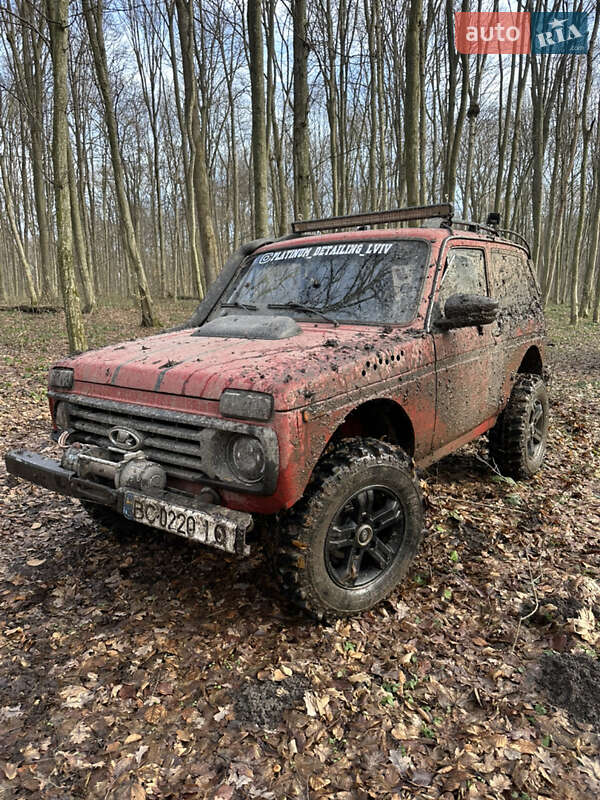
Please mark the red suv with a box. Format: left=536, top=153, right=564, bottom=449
left=6, top=204, right=549, bottom=619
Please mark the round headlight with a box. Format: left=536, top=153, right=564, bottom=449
left=55, top=401, right=70, bottom=430
left=228, top=435, right=265, bottom=483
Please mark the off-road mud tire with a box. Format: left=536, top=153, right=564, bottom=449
left=80, top=500, right=144, bottom=538
left=274, top=438, right=424, bottom=621
left=488, top=373, right=549, bottom=479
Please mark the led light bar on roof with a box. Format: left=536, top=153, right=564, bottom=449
left=291, top=203, right=454, bottom=234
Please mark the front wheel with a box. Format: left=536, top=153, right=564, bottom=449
left=488, top=373, right=549, bottom=479
left=274, top=438, right=424, bottom=620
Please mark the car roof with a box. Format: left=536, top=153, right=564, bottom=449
left=255, top=228, right=526, bottom=254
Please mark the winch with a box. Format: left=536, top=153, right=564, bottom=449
left=60, top=443, right=167, bottom=491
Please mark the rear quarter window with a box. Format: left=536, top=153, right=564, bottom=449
left=490, top=248, right=539, bottom=312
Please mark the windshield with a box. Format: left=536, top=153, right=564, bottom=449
left=223, top=239, right=429, bottom=324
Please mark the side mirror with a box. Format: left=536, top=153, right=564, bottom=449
left=437, top=293, right=499, bottom=330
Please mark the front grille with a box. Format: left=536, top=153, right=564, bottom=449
left=53, top=392, right=279, bottom=495
left=67, top=397, right=207, bottom=482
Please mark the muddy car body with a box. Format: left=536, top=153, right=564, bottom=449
left=6, top=204, right=549, bottom=619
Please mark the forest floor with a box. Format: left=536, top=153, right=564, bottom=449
left=0, top=302, right=599, bottom=800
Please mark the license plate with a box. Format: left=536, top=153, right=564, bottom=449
left=122, top=491, right=240, bottom=554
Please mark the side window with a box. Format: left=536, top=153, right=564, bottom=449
left=437, top=248, right=487, bottom=314
left=490, top=249, right=537, bottom=311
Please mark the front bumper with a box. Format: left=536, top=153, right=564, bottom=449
left=5, top=449, right=253, bottom=556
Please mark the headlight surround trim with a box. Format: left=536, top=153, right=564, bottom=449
left=220, top=389, right=274, bottom=422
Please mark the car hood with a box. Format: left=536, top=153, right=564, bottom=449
left=56, top=321, right=420, bottom=411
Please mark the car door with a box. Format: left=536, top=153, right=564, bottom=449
left=431, top=243, right=499, bottom=453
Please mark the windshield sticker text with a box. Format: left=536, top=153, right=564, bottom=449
left=257, top=242, right=394, bottom=264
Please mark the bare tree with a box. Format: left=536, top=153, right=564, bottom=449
left=293, top=0, right=310, bottom=220
left=82, top=0, right=159, bottom=327
left=175, top=0, right=220, bottom=284
left=46, top=0, right=86, bottom=350
left=404, top=0, right=421, bottom=205
left=0, top=148, right=39, bottom=305
left=247, top=0, right=269, bottom=235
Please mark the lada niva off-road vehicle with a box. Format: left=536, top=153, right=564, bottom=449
left=5, top=203, right=549, bottom=619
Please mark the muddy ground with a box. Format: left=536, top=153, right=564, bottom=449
left=0, top=303, right=599, bottom=800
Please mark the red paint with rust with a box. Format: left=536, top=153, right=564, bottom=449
left=49, top=228, right=545, bottom=515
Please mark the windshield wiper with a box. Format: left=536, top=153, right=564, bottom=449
left=221, top=301, right=258, bottom=311
left=267, top=302, right=339, bottom=327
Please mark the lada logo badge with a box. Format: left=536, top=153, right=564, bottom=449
left=108, top=427, right=143, bottom=451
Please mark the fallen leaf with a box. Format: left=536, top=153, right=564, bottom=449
left=389, top=749, right=412, bottom=775
left=69, top=721, right=91, bottom=744
left=130, top=784, right=146, bottom=800
left=144, top=705, right=166, bottom=724
left=134, top=745, right=148, bottom=765
left=213, top=705, right=230, bottom=721
left=59, top=685, right=94, bottom=709
left=489, top=773, right=512, bottom=791
left=510, top=740, right=538, bottom=755
left=578, top=754, right=600, bottom=787
left=213, top=785, right=234, bottom=799
left=304, top=691, right=318, bottom=717
left=410, top=769, right=433, bottom=787
left=573, top=608, right=599, bottom=644
left=309, top=775, right=330, bottom=790
left=391, top=723, right=408, bottom=740
left=348, top=672, right=371, bottom=684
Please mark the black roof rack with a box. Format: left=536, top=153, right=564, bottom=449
left=291, top=203, right=454, bottom=234
left=290, top=203, right=531, bottom=257
left=449, top=219, right=531, bottom=256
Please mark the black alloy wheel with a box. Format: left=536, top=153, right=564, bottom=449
left=325, top=486, right=405, bottom=589
left=526, top=399, right=546, bottom=462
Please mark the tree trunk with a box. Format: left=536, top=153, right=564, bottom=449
left=569, top=12, right=599, bottom=325
left=68, top=139, right=95, bottom=313
left=293, top=0, right=310, bottom=220
left=168, top=1, right=204, bottom=296
left=0, top=152, right=39, bottom=305
left=13, top=8, right=56, bottom=299
left=592, top=263, right=600, bottom=322
left=247, top=0, right=269, bottom=234
left=82, top=0, right=159, bottom=327
left=404, top=0, right=421, bottom=205
left=579, top=150, right=600, bottom=317
left=175, top=0, right=220, bottom=284
left=265, top=0, right=288, bottom=234
left=365, top=0, right=377, bottom=209
left=47, top=0, right=86, bottom=352
left=503, top=55, right=529, bottom=226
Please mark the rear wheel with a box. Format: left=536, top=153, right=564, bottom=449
left=274, top=438, right=423, bottom=620
left=488, top=373, right=549, bottom=479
